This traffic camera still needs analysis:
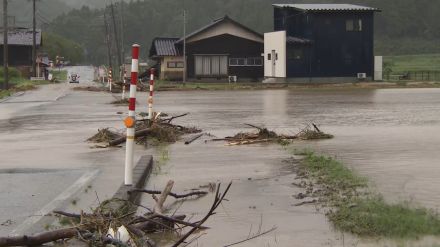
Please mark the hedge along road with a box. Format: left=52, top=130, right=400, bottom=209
left=0, top=66, right=144, bottom=236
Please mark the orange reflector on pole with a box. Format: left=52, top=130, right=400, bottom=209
left=124, top=116, right=135, bottom=128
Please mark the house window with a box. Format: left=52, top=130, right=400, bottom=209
left=229, top=57, right=263, bottom=66
left=195, top=55, right=228, bottom=76
left=346, top=19, right=362, bottom=31
left=267, top=53, right=271, bottom=60
left=229, top=58, right=245, bottom=66
left=254, top=58, right=263, bottom=66
left=167, top=61, right=184, bottom=68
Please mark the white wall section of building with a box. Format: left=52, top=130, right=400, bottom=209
left=264, top=31, right=286, bottom=78
left=374, top=56, right=383, bottom=81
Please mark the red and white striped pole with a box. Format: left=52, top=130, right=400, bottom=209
left=122, top=67, right=127, bottom=99
left=108, top=68, right=113, bottom=92
left=148, top=68, right=155, bottom=121
left=124, top=44, right=140, bottom=186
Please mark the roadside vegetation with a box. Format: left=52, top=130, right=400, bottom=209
left=43, top=32, right=85, bottom=65
left=50, top=69, right=68, bottom=81
left=384, top=54, right=440, bottom=73
left=294, top=150, right=440, bottom=239
left=0, top=68, right=67, bottom=100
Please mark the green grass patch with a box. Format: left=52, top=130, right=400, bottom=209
left=384, top=54, right=440, bottom=73
left=296, top=151, right=440, bottom=239
left=302, top=152, right=367, bottom=191
left=155, top=80, right=289, bottom=91
left=50, top=70, right=68, bottom=81
left=330, top=196, right=440, bottom=238
left=0, top=90, right=11, bottom=99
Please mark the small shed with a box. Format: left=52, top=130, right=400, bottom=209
left=0, top=28, right=43, bottom=77
left=0, top=28, right=42, bottom=66
left=149, top=37, right=183, bottom=80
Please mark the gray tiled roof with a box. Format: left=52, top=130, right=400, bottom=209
left=0, top=28, right=42, bottom=46
left=273, top=4, right=379, bottom=11
left=152, top=38, right=180, bottom=56
left=286, top=36, right=311, bottom=44
left=176, top=15, right=263, bottom=43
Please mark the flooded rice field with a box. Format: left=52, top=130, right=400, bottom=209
left=139, top=88, right=440, bottom=246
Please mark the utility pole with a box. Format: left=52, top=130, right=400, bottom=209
left=110, top=1, right=122, bottom=79
left=103, top=9, right=113, bottom=73
left=3, top=0, right=8, bottom=90
left=183, top=3, right=186, bottom=84
left=119, top=0, right=125, bottom=65
left=119, top=0, right=125, bottom=80
left=32, top=0, right=36, bottom=77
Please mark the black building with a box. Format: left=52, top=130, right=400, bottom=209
left=266, top=4, right=380, bottom=81
left=150, top=16, right=264, bottom=81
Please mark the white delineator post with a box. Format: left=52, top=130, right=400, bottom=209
left=148, top=68, right=155, bottom=121
left=124, top=44, right=140, bottom=186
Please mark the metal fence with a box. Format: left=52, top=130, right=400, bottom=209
left=385, top=71, right=440, bottom=81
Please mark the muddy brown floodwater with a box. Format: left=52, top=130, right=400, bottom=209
left=135, top=88, right=440, bottom=246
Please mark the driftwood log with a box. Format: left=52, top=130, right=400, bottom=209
left=153, top=180, right=174, bottom=214
left=130, top=189, right=208, bottom=199
left=161, top=113, right=189, bottom=124
left=0, top=228, right=77, bottom=247
left=109, top=128, right=152, bottom=146
left=184, top=133, right=204, bottom=145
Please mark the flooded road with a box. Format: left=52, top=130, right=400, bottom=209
left=2, top=75, right=440, bottom=246
left=0, top=66, right=139, bottom=235
left=139, top=88, right=440, bottom=246
left=155, top=89, right=440, bottom=208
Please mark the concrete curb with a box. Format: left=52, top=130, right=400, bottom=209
left=112, top=155, right=153, bottom=205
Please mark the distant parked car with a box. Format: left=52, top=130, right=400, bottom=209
left=69, top=73, right=80, bottom=83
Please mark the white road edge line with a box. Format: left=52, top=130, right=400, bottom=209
left=54, top=93, right=68, bottom=101
left=11, top=169, right=100, bottom=236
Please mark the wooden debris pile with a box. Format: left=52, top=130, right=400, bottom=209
left=296, top=124, right=334, bottom=140
left=111, top=98, right=130, bottom=105
left=213, top=123, right=333, bottom=146
left=88, top=112, right=201, bottom=147
left=72, top=86, right=107, bottom=92
left=134, top=113, right=201, bottom=146
left=0, top=181, right=231, bottom=247
left=87, top=128, right=123, bottom=143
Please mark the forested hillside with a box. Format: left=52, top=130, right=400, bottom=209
left=58, top=0, right=129, bottom=9
left=0, top=0, right=70, bottom=27
left=47, top=0, right=440, bottom=64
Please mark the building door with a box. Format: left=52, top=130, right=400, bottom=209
left=195, top=55, right=228, bottom=77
